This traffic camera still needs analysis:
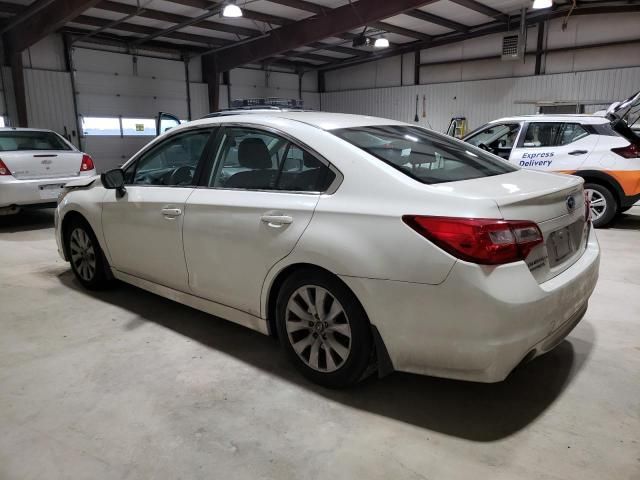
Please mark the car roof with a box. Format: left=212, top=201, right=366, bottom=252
left=193, top=111, right=407, bottom=131
left=0, top=127, right=58, bottom=132
left=491, top=114, right=610, bottom=125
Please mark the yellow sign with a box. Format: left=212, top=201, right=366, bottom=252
left=135, top=124, right=144, bottom=132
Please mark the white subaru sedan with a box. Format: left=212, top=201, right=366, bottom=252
left=0, top=128, right=96, bottom=215
left=55, top=112, right=600, bottom=388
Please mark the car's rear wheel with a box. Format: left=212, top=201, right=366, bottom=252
left=276, top=269, right=372, bottom=388
left=65, top=219, right=111, bottom=290
left=584, top=183, right=617, bottom=228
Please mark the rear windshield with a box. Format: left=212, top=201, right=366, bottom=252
left=332, top=125, right=516, bottom=184
left=0, top=131, right=71, bottom=151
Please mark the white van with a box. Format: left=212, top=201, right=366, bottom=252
left=464, top=91, right=640, bottom=227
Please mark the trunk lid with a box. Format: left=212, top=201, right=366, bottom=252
left=435, top=169, right=588, bottom=283
left=606, top=89, right=640, bottom=143
left=2, top=150, right=84, bottom=180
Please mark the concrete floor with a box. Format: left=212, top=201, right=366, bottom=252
left=1, top=208, right=639, bottom=480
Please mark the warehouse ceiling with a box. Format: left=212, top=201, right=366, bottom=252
left=0, top=0, right=639, bottom=72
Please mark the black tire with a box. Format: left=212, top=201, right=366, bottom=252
left=584, top=183, right=617, bottom=228
left=275, top=269, right=372, bottom=388
left=64, top=218, right=111, bottom=290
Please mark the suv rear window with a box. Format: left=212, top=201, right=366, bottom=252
left=0, top=131, right=71, bottom=151
left=332, top=125, right=516, bottom=184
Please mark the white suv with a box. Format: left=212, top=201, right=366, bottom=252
left=464, top=91, right=640, bottom=227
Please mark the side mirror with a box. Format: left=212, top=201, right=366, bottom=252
left=101, top=168, right=126, bottom=196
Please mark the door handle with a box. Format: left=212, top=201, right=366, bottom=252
left=161, top=207, right=182, bottom=217
left=261, top=214, right=293, bottom=227
left=568, top=150, right=588, bottom=156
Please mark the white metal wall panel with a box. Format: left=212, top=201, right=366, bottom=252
left=24, top=69, right=78, bottom=144
left=321, top=67, right=640, bottom=133
left=190, top=83, right=210, bottom=119
left=22, top=35, right=66, bottom=71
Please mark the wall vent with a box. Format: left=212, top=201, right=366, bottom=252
left=501, top=34, right=523, bottom=61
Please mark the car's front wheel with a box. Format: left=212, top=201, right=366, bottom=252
left=276, top=269, right=372, bottom=388
left=65, top=219, right=111, bottom=290
left=584, top=183, right=617, bottom=228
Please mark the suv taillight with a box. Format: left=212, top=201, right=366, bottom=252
left=0, top=159, right=11, bottom=176
left=80, top=154, right=95, bottom=171
left=402, top=216, right=543, bottom=265
left=611, top=143, right=640, bottom=158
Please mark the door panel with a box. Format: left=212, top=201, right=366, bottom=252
left=510, top=122, right=599, bottom=172
left=183, top=189, right=319, bottom=316
left=102, top=187, right=194, bottom=290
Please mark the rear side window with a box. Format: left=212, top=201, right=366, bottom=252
left=332, top=125, right=516, bottom=185
left=522, top=122, right=588, bottom=147
left=0, top=131, right=71, bottom=151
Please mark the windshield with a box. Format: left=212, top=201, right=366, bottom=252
left=332, top=125, right=517, bottom=185
left=0, top=131, right=71, bottom=151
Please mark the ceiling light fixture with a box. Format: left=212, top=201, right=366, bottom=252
left=222, top=1, right=243, bottom=17
left=374, top=37, right=389, bottom=48
left=532, top=0, right=552, bottom=9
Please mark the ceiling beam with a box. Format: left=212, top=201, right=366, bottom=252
left=447, top=0, right=508, bottom=22
left=74, top=14, right=225, bottom=46
left=404, top=9, right=469, bottom=32
left=319, top=2, right=640, bottom=72
left=211, top=0, right=435, bottom=72
left=369, top=21, right=431, bottom=41
left=3, top=0, right=103, bottom=52
left=96, top=0, right=260, bottom=37
left=96, top=0, right=364, bottom=59
left=266, top=0, right=432, bottom=40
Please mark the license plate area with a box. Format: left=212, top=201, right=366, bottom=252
left=38, top=183, right=65, bottom=200
left=547, top=219, right=586, bottom=268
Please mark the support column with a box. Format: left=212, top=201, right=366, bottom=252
left=202, top=55, right=219, bottom=113
left=10, top=52, right=27, bottom=127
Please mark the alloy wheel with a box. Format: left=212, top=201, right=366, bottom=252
left=285, top=285, right=352, bottom=373
left=585, top=188, right=607, bottom=222
left=69, top=228, right=97, bottom=282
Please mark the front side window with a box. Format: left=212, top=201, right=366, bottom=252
left=465, top=123, right=520, bottom=150
left=209, top=127, right=335, bottom=192
left=0, top=131, right=71, bottom=151
left=125, top=129, right=211, bottom=186
left=333, top=125, right=516, bottom=185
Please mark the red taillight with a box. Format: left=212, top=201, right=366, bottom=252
left=80, top=154, right=95, bottom=171
left=402, top=216, right=544, bottom=265
left=0, top=158, right=11, bottom=176
left=611, top=143, right=640, bottom=158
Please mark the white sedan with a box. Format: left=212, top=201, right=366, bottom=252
left=0, top=128, right=96, bottom=215
left=55, top=112, right=600, bottom=388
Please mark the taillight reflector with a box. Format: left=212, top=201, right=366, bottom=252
left=81, top=154, right=95, bottom=171
left=0, top=159, right=11, bottom=176
left=403, top=215, right=544, bottom=265
left=611, top=143, right=640, bottom=159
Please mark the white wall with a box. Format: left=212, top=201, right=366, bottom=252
left=219, top=67, right=320, bottom=110
left=321, top=67, right=640, bottom=133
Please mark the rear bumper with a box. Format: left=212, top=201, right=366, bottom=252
left=341, top=224, right=600, bottom=383
left=0, top=175, right=90, bottom=208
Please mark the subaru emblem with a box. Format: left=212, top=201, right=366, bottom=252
left=566, top=195, right=576, bottom=212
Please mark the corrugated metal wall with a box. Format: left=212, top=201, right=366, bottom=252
left=24, top=69, right=77, bottom=142
left=321, top=67, right=640, bottom=133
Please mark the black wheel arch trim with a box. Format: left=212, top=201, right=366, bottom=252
left=571, top=170, right=625, bottom=204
